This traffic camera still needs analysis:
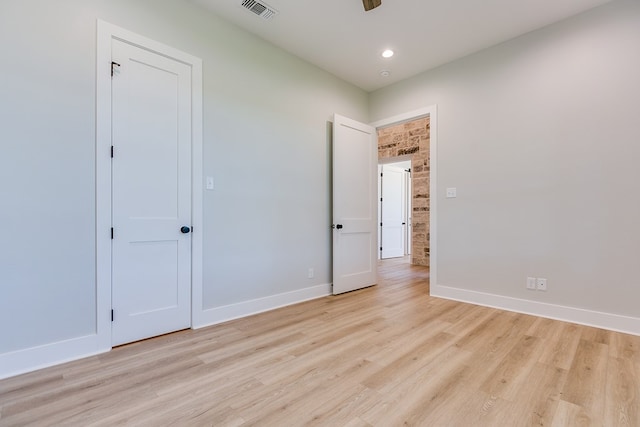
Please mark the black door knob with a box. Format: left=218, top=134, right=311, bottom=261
left=336, top=224, right=343, bottom=229
left=180, top=226, right=191, bottom=234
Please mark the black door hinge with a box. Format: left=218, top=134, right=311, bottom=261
left=111, top=146, right=114, bottom=158
left=111, top=61, right=120, bottom=77
left=111, top=309, right=114, bottom=322
left=111, top=228, right=114, bottom=239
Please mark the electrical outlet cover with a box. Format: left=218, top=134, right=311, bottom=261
left=536, top=278, right=547, bottom=291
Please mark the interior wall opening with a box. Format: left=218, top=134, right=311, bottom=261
left=377, top=116, right=431, bottom=267
left=378, top=159, right=412, bottom=261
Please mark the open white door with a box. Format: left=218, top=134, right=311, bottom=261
left=332, top=114, right=378, bottom=294
left=381, top=165, right=406, bottom=259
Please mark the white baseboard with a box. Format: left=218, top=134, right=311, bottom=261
left=0, top=335, right=109, bottom=380
left=194, top=283, right=332, bottom=329
left=6, top=282, right=636, bottom=380
left=431, top=284, right=640, bottom=337
left=0, top=284, right=331, bottom=380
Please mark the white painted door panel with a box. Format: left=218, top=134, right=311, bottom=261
left=381, top=165, right=405, bottom=259
left=333, top=115, right=378, bottom=294
left=111, top=39, right=192, bottom=346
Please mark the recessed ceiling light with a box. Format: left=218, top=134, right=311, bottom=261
left=382, top=49, right=394, bottom=58
left=380, top=70, right=391, bottom=77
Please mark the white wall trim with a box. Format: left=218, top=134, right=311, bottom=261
left=370, top=106, right=434, bottom=129
left=96, top=20, right=204, bottom=349
left=0, top=335, right=108, bottom=380
left=194, top=284, right=332, bottom=329
left=370, top=105, right=438, bottom=285
left=432, top=284, right=640, bottom=336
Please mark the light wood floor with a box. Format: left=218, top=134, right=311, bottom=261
left=1, top=258, right=639, bottom=426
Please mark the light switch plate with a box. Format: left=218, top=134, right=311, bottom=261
left=206, top=176, right=214, bottom=190
left=446, top=188, right=457, bottom=198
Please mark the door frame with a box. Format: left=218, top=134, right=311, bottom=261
left=96, top=21, right=203, bottom=349
left=371, top=105, right=438, bottom=288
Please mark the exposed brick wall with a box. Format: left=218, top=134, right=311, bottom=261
left=378, top=117, right=430, bottom=266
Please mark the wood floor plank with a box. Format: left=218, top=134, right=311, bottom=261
left=604, top=357, right=639, bottom=426
left=362, top=331, right=455, bottom=392
left=342, top=417, right=373, bottom=427
left=609, top=331, right=640, bottom=363
left=480, top=334, right=544, bottom=400
left=561, top=339, right=609, bottom=426
left=358, top=345, right=472, bottom=425
left=242, top=359, right=379, bottom=426
left=496, top=362, right=568, bottom=426
left=552, top=400, right=592, bottom=427
left=1, top=257, right=639, bottom=426
left=537, top=322, right=582, bottom=370
left=303, top=385, right=380, bottom=426
left=421, top=390, right=508, bottom=427
left=362, top=318, right=450, bottom=366
left=443, top=303, right=495, bottom=337
left=450, top=311, right=538, bottom=390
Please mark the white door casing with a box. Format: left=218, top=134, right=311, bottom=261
left=405, top=169, right=412, bottom=256
left=110, top=39, right=192, bottom=346
left=370, top=106, right=437, bottom=286
left=381, top=165, right=406, bottom=259
left=377, top=164, right=382, bottom=260
left=332, top=114, right=378, bottom=294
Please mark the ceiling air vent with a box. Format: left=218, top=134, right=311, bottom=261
left=240, top=0, right=278, bottom=21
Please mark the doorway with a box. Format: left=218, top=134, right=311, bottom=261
left=375, top=115, right=432, bottom=267
left=379, top=160, right=412, bottom=259
left=96, top=21, right=204, bottom=349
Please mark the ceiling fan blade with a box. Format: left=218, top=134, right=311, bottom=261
left=362, top=0, right=382, bottom=12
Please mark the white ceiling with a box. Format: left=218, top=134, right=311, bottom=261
left=192, top=0, right=614, bottom=92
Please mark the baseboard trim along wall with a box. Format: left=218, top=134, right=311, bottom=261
left=0, top=335, right=109, bottom=380
left=9, top=282, right=638, bottom=380
left=194, top=283, right=332, bottom=329
left=431, top=284, right=640, bottom=337
left=0, top=283, right=332, bottom=380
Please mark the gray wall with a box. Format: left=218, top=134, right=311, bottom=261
left=0, top=0, right=368, bottom=354
left=370, top=0, right=640, bottom=318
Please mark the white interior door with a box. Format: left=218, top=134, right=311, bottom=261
left=332, top=114, right=378, bottom=294
left=381, top=165, right=406, bottom=259
left=111, top=39, right=192, bottom=346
